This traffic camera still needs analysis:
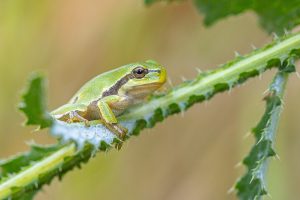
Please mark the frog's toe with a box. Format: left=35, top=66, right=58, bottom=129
left=111, top=124, right=127, bottom=140
left=115, top=142, right=123, bottom=150
left=83, top=120, right=90, bottom=127
left=113, top=126, right=127, bottom=150
left=118, top=126, right=128, bottom=140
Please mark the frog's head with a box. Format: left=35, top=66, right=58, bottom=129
left=120, top=60, right=167, bottom=98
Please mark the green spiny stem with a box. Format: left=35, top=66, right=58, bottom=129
left=0, top=144, right=75, bottom=199
left=235, top=63, right=291, bottom=199
left=0, top=143, right=97, bottom=199
left=120, top=33, right=300, bottom=122
left=1, top=32, right=300, bottom=199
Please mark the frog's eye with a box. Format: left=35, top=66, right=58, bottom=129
left=132, top=66, right=148, bottom=79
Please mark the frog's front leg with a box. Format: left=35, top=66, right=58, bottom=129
left=96, top=95, right=128, bottom=142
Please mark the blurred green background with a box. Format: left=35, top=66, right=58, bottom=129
left=1, top=1, right=300, bottom=199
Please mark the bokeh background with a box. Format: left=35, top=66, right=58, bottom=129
left=1, top=1, right=300, bottom=199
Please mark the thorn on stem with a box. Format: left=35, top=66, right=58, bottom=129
left=275, top=153, right=281, bottom=160
left=284, top=28, right=289, bottom=35
left=296, top=71, right=300, bottom=79
left=227, top=186, right=235, bottom=194
left=263, top=88, right=270, bottom=95
left=204, top=100, right=209, bottom=107
left=227, top=83, right=233, bottom=95
left=90, top=150, right=96, bottom=158
left=243, top=131, right=252, bottom=140
left=256, top=135, right=264, bottom=145
left=180, top=110, right=185, bottom=118
left=167, top=77, right=174, bottom=87
left=195, top=67, right=202, bottom=73
left=259, top=73, right=263, bottom=80
left=267, top=192, right=273, bottom=199
left=250, top=175, right=255, bottom=184
left=234, top=162, right=242, bottom=168
left=234, top=51, right=241, bottom=57
left=25, top=139, right=36, bottom=146
left=251, top=44, right=257, bottom=50
left=272, top=32, right=279, bottom=40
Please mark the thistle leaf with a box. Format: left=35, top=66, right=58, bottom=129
left=145, top=0, right=300, bottom=34
left=18, top=73, right=53, bottom=129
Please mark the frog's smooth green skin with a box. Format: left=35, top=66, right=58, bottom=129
left=51, top=60, right=167, bottom=147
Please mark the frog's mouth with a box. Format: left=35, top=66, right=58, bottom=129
left=126, top=82, right=165, bottom=98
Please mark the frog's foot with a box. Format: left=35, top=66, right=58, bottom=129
left=112, top=123, right=128, bottom=140
left=68, top=111, right=90, bottom=126
left=104, top=123, right=128, bottom=149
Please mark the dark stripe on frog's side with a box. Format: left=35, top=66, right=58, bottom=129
left=102, top=73, right=134, bottom=97
left=71, top=74, right=134, bottom=104
left=102, top=69, right=161, bottom=97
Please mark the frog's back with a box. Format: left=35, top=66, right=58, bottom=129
left=69, top=65, right=131, bottom=105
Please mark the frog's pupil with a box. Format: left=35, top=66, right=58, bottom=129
left=137, top=69, right=143, bottom=74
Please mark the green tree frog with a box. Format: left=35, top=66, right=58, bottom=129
left=51, top=60, right=166, bottom=142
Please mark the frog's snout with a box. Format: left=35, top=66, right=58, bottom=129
left=158, top=67, right=167, bottom=84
